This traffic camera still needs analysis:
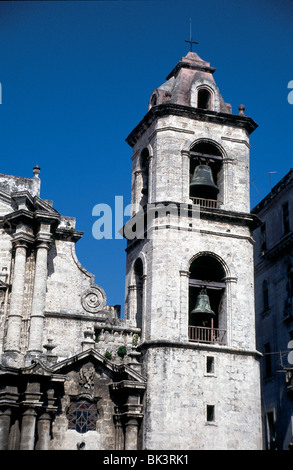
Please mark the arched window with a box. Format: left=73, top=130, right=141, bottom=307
left=197, top=88, right=212, bottom=110
left=134, top=258, right=144, bottom=328
left=140, top=148, right=149, bottom=202
left=150, top=93, right=157, bottom=107
left=262, top=280, right=269, bottom=312
left=188, top=254, right=226, bottom=344
left=66, top=399, right=98, bottom=434
left=189, top=141, right=223, bottom=204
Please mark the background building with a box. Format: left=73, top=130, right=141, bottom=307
left=252, top=169, right=293, bottom=450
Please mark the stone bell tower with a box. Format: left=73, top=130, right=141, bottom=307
left=124, top=51, right=263, bottom=450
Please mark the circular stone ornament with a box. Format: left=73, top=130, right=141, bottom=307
left=81, top=286, right=106, bottom=313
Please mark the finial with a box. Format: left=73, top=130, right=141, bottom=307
left=238, top=104, right=245, bottom=116
left=33, top=165, right=41, bottom=177
left=238, top=104, right=245, bottom=115
left=185, top=18, right=199, bottom=52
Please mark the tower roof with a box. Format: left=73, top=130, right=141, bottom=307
left=166, top=51, right=216, bottom=80
left=148, top=51, right=232, bottom=113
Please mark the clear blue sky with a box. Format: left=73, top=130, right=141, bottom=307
left=0, top=0, right=293, bottom=312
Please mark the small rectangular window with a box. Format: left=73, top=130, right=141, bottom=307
left=206, top=356, right=214, bottom=374
left=206, top=405, right=215, bottom=422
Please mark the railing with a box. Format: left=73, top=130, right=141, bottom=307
left=190, top=197, right=222, bottom=209
left=188, top=325, right=227, bottom=345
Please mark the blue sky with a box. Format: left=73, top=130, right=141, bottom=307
left=0, top=0, right=293, bottom=312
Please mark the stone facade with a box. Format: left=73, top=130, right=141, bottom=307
left=0, top=167, right=145, bottom=450
left=252, top=169, right=293, bottom=450
left=0, top=50, right=263, bottom=450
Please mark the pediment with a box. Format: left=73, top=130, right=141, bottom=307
left=51, top=349, right=146, bottom=385
left=33, top=195, right=60, bottom=215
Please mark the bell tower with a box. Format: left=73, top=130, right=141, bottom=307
left=124, top=51, right=263, bottom=450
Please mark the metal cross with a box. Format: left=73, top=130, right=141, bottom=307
left=185, top=37, right=199, bottom=52
left=185, top=18, right=199, bottom=51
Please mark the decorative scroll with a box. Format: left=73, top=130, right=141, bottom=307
left=81, top=286, right=106, bottom=313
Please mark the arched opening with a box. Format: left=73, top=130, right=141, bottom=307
left=189, top=141, right=223, bottom=207
left=150, top=93, right=157, bottom=107
left=197, top=88, right=212, bottom=110
left=140, top=148, right=149, bottom=205
left=134, top=258, right=144, bottom=328
left=188, top=254, right=226, bottom=344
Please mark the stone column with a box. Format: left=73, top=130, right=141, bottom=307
left=35, top=413, right=52, bottom=450
left=19, top=408, right=37, bottom=450
left=127, top=285, right=137, bottom=323
left=5, top=239, right=28, bottom=354
left=180, top=270, right=190, bottom=341
left=224, top=276, right=237, bottom=346
left=28, top=240, right=50, bottom=355
left=124, top=418, right=139, bottom=450
left=181, top=150, right=190, bottom=203
left=222, top=157, right=234, bottom=209
left=0, top=408, right=11, bottom=450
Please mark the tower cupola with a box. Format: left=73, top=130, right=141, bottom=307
left=148, top=51, right=232, bottom=113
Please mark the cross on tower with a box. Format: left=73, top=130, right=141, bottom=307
left=185, top=36, right=199, bottom=52
left=185, top=18, right=199, bottom=52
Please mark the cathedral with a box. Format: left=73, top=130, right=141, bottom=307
left=0, top=50, right=263, bottom=450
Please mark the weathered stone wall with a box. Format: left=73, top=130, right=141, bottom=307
left=141, top=345, right=262, bottom=450
left=130, top=115, right=251, bottom=214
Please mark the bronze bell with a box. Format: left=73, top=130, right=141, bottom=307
left=190, top=164, right=219, bottom=199
left=190, top=288, right=215, bottom=325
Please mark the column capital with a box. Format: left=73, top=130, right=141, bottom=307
left=34, top=238, right=51, bottom=250
left=12, top=232, right=34, bottom=248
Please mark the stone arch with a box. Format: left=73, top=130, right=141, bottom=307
left=129, top=253, right=147, bottom=330
left=196, top=85, right=214, bottom=110
left=187, top=252, right=233, bottom=343
left=188, top=140, right=225, bottom=203
left=190, top=79, right=221, bottom=111
left=188, top=251, right=231, bottom=278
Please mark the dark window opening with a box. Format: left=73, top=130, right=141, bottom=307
left=206, top=356, right=214, bottom=374
left=266, top=412, right=276, bottom=450
left=140, top=148, right=149, bottom=200
left=150, top=94, right=157, bottom=107
left=206, top=405, right=215, bottom=422
left=198, top=89, right=212, bottom=110
left=134, top=258, right=143, bottom=329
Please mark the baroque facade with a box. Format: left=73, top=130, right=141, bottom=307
left=252, top=169, right=293, bottom=450
left=0, top=169, right=145, bottom=450
left=0, top=50, right=263, bottom=450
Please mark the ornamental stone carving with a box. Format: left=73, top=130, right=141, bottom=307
left=81, top=286, right=106, bottom=313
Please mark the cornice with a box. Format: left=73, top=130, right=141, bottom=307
left=126, top=103, right=258, bottom=147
